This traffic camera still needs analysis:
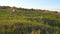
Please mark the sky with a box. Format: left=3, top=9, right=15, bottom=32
left=0, top=0, right=60, bottom=11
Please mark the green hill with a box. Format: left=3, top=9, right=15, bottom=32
left=0, top=6, right=60, bottom=34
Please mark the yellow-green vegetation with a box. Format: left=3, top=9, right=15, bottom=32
left=0, top=6, right=60, bottom=34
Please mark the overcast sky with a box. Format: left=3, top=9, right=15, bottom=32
left=0, top=0, right=60, bottom=11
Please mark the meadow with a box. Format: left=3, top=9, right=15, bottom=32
left=0, top=6, right=60, bottom=34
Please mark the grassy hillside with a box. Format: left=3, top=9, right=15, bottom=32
left=0, top=6, right=60, bottom=34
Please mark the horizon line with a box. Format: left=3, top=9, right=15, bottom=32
left=0, top=5, right=60, bottom=12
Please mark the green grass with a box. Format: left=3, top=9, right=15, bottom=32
left=0, top=7, right=60, bottom=34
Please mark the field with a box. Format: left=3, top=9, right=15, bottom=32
left=0, top=6, right=60, bottom=34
